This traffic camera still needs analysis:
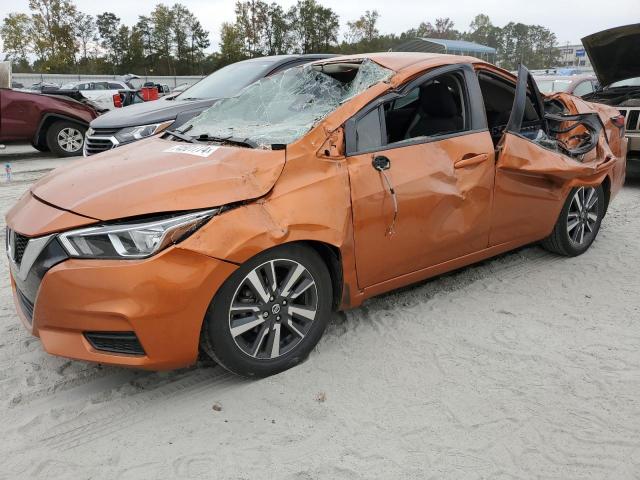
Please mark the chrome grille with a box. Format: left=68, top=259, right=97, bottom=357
left=84, top=135, right=116, bottom=156
left=14, top=233, right=29, bottom=265
left=619, top=108, right=640, bottom=132
left=92, top=128, right=119, bottom=136
left=6, top=228, right=30, bottom=266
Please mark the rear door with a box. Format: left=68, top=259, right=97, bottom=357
left=346, top=64, right=496, bottom=288
left=490, top=65, right=597, bottom=246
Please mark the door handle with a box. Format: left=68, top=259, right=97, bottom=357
left=454, top=153, right=489, bottom=169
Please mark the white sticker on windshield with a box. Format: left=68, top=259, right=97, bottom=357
left=163, top=144, right=219, bottom=157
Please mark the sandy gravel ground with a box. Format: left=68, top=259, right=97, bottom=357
left=1, top=144, right=640, bottom=479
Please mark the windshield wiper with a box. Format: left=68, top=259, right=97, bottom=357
left=177, top=97, right=201, bottom=101
left=165, top=128, right=200, bottom=143
left=196, top=134, right=257, bottom=149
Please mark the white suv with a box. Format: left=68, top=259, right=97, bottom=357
left=59, top=81, right=132, bottom=111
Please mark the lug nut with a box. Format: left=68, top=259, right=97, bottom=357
left=262, top=312, right=269, bottom=318
left=282, top=300, right=287, bottom=305
left=276, top=316, right=281, bottom=321
left=270, top=296, right=274, bottom=301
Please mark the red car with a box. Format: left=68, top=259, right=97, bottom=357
left=0, top=88, right=99, bottom=157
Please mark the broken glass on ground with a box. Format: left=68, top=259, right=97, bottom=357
left=182, top=59, right=393, bottom=148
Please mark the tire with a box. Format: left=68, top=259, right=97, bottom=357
left=200, top=244, right=333, bottom=377
left=542, top=185, right=605, bottom=256
left=46, top=120, right=86, bottom=157
left=31, top=142, right=50, bottom=153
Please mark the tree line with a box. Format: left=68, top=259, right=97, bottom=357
left=1, top=0, right=561, bottom=76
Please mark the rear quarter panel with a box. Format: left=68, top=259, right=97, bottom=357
left=553, top=93, right=627, bottom=199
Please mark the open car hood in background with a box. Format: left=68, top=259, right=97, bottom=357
left=31, top=137, right=285, bottom=221
left=582, top=23, right=640, bottom=87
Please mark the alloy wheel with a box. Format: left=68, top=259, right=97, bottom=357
left=229, top=259, right=318, bottom=360
left=567, top=186, right=599, bottom=245
left=57, top=127, right=84, bottom=153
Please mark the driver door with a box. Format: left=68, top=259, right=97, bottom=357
left=346, top=65, right=496, bottom=289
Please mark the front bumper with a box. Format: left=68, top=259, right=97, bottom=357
left=9, top=238, right=237, bottom=370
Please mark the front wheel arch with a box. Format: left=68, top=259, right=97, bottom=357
left=199, top=242, right=334, bottom=377
left=34, top=113, right=88, bottom=147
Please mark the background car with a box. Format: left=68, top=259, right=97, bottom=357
left=534, top=74, right=598, bottom=96
left=84, top=54, right=336, bottom=156
left=142, top=82, right=172, bottom=97
left=58, top=80, right=133, bottom=111
left=0, top=87, right=99, bottom=156
left=26, top=81, right=60, bottom=92
left=581, top=23, right=640, bottom=175
left=172, top=82, right=190, bottom=94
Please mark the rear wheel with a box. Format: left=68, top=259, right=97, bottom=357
left=46, top=121, right=86, bottom=157
left=31, top=141, right=50, bottom=153
left=200, top=244, right=332, bottom=377
left=542, top=185, right=605, bottom=256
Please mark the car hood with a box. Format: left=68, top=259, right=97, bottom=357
left=90, top=97, right=217, bottom=129
left=31, top=137, right=286, bottom=221
left=582, top=23, right=640, bottom=86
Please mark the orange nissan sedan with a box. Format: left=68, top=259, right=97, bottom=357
left=6, top=53, right=627, bottom=377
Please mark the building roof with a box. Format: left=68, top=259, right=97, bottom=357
left=395, top=38, right=497, bottom=55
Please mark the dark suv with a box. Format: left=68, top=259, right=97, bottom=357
left=84, top=54, right=335, bottom=156
left=0, top=88, right=99, bottom=157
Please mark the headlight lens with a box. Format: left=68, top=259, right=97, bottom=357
left=59, top=209, right=218, bottom=259
left=114, top=120, right=173, bottom=143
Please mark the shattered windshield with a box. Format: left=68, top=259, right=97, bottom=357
left=181, top=59, right=393, bottom=148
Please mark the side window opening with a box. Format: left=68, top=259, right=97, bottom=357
left=350, top=70, right=470, bottom=154
left=478, top=68, right=601, bottom=159
left=477, top=71, right=540, bottom=146
left=384, top=72, right=468, bottom=144
left=355, top=108, right=383, bottom=152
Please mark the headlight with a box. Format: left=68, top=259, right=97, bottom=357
left=114, top=120, right=173, bottom=143
left=59, top=209, right=218, bottom=259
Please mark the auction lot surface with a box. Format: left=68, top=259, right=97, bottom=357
left=1, top=144, right=640, bottom=479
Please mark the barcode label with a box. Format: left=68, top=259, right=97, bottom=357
left=163, top=144, right=219, bottom=157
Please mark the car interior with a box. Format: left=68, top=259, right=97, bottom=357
left=477, top=70, right=602, bottom=157
left=384, top=73, right=467, bottom=143
left=350, top=67, right=602, bottom=159
left=476, top=71, right=541, bottom=145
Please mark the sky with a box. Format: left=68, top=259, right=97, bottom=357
left=0, top=0, right=637, bottom=51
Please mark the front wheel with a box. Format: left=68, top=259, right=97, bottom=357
left=542, top=185, right=605, bottom=256
left=200, top=244, right=333, bottom=377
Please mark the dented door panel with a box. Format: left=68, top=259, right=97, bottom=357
left=348, top=131, right=495, bottom=288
